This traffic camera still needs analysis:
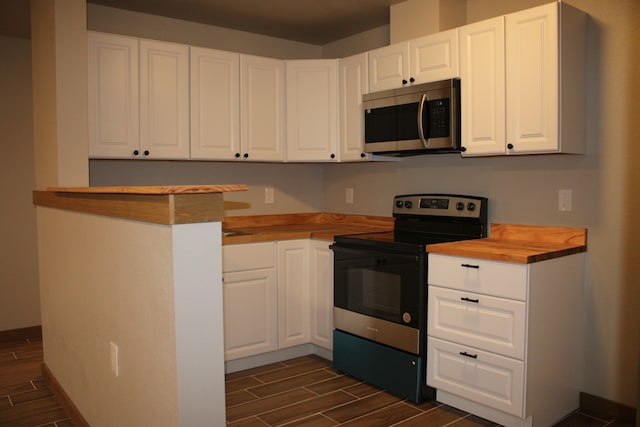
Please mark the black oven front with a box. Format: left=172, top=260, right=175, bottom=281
left=331, top=242, right=425, bottom=354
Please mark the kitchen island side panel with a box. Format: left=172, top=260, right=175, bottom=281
left=36, top=207, right=225, bottom=426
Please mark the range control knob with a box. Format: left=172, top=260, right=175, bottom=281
left=456, top=202, right=465, bottom=211
left=467, top=202, right=476, bottom=211
left=404, top=201, right=413, bottom=209
left=395, top=200, right=404, bottom=208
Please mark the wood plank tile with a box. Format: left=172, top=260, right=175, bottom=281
left=0, top=396, right=65, bottom=426
left=0, top=396, right=10, bottom=409
left=323, top=391, right=402, bottom=423
left=342, top=382, right=383, bottom=399
left=553, top=411, right=609, bottom=426
left=226, top=388, right=317, bottom=422
left=226, top=375, right=266, bottom=394
left=0, top=381, right=35, bottom=396
left=392, top=404, right=468, bottom=426
left=227, top=416, right=270, bottom=427
left=257, top=390, right=356, bottom=426
left=254, top=359, right=333, bottom=383
left=248, top=369, right=338, bottom=398
left=0, top=353, right=16, bottom=363
left=336, top=401, right=422, bottom=426
left=9, top=387, right=54, bottom=405
left=449, top=414, right=504, bottom=426
left=279, top=413, right=338, bottom=427
left=0, top=406, right=69, bottom=427
left=305, top=374, right=363, bottom=396
left=227, top=389, right=260, bottom=407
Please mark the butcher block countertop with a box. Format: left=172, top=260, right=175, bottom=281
left=33, top=184, right=248, bottom=225
left=427, top=223, right=587, bottom=264
left=222, top=213, right=393, bottom=243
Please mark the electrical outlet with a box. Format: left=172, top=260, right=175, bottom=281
left=345, top=188, right=354, bottom=204
left=110, top=342, right=120, bottom=377
left=265, top=187, right=275, bottom=204
left=559, top=189, right=572, bottom=212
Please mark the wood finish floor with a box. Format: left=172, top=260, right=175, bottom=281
left=0, top=334, right=633, bottom=426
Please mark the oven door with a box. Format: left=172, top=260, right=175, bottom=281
left=331, top=243, right=425, bottom=353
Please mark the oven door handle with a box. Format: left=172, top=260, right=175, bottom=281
left=330, top=244, right=421, bottom=261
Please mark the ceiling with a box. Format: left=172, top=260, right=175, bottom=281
left=0, top=0, right=397, bottom=45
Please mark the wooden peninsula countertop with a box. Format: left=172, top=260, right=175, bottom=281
left=33, top=184, right=248, bottom=225
left=427, top=223, right=587, bottom=264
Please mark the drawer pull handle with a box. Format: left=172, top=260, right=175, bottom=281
left=461, top=297, right=479, bottom=303
left=460, top=351, right=478, bottom=359
left=461, top=263, right=480, bottom=269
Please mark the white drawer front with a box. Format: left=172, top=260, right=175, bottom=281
left=223, top=242, right=276, bottom=272
left=428, top=286, right=526, bottom=359
left=428, top=254, right=528, bottom=301
left=427, top=337, right=525, bottom=418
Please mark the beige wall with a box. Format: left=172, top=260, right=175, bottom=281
left=323, top=0, right=640, bottom=408
left=0, top=36, right=40, bottom=331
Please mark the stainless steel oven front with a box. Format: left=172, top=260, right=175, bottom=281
left=331, top=243, right=425, bottom=355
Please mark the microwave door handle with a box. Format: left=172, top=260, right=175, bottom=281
left=417, top=93, right=430, bottom=148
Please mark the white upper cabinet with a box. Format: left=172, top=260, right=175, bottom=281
left=240, top=55, right=286, bottom=161
left=139, top=39, right=190, bottom=159
left=339, top=53, right=370, bottom=162
left=461, top=2, right=586, bottom=156
left=88, top=32, right=140, bottom=159
left=286, top=59, right=339, bottom=162
left=189, top=47, right=240, bottom=160
left=459, top=16, right=507, bottom=156
left=368, top=29, right=458, bottom=93
left=505, top=2, right=586, bottom=154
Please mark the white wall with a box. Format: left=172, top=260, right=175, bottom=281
left=0, top=36, right=40, bottom=331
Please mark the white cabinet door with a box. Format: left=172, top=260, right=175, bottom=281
left=309, top=240, right=334, bottom=350
left=339, top=53, right=370, bottom=162
left=222, top=242, right=277, bottom=361
left=368, top=42, right=410, bottom=92
left=409, top=28, right=459, bottom=84
left=222, top=268, right=277, bottom=360
left=286, top=60, right=339, bottom=162
left=427, top=336, right=525, bottom=418
left=88, top=32, right=140, bottom=159
left=240, top=55, right=285, bottom=161
left=139, top=39, right=190, bottom=159
left=505, top=2, right=558, bottom=154
left=459, top=17, right=506, bottom=156
left=277, top=240, right=311, bottom=349
left=190, top=47, right=240, bottom=160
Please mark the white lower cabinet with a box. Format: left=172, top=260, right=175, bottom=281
left=277, top=240, right=311, bottom=348
left=427, top=252, right=585, bottom=427
left=222, top=242, right=277, bottom=361
left=222, top=239, right=333, bottom=362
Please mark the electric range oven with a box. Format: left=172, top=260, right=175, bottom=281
left=330, top=194, right=488, bottom=403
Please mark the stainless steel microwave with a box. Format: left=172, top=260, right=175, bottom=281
left=363, top=79, right=461, bottom=156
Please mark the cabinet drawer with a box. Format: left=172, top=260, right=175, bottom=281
left=427, top=337, right=524, bottom=418
left=428, top=286, right=526, bottom=359
left=223, top=242, right=276, bottom=272
left=428, top=254, right=528, bottom=300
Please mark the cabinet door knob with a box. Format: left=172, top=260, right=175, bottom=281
left=402, top=79, right=408, bottom=85
left=507, top=143, right=514, bottom=150
left=234, top=152, right=241, bottom=158
left=461, top=146, right=467, bottom=152
left=243, top=153, right=249, bottom=159
left=330, top=153, right=335, bottom=159
left=143, top=150, right=150, bottom=156
left=133, top=150, right=139, bottom=156
left=409, top=77, right=415, bottom=83
left=360, top=153, right=366, bottom=158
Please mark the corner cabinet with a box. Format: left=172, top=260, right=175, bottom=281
left=426, top=252, right=586, bottom=427
left=460, top=3, right=586, bottom=156
left=88, top=32, right=189, bottom=159
left=285, top=60, right=339, bottom=162
left=222, top=242, right=278, bottom=361
left=368, top=28, right=459, bottom=93
left=277, top=239, right=311, bottom=348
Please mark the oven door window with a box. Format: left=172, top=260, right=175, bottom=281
left=333, top=246, right=422, bottom=329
